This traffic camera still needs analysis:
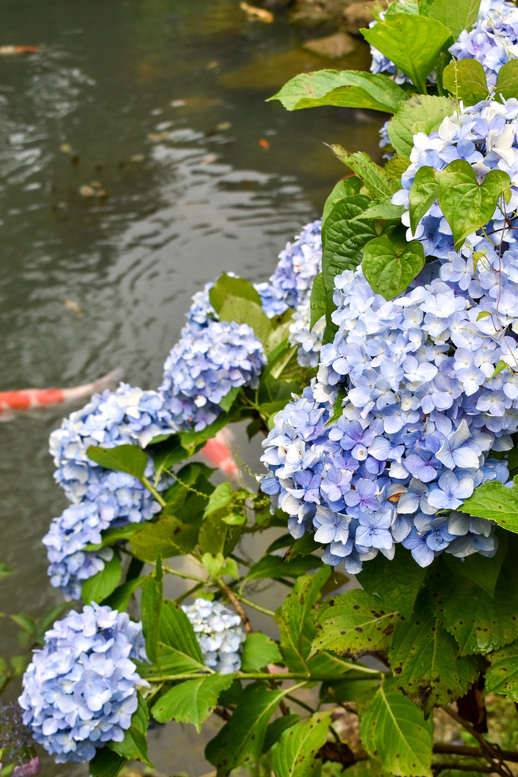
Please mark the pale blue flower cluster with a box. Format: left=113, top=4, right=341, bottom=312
left=19, top=604, right=147, bottom=764
left=47, top=384, right=169, bottom=597
left=181, top=599, right=246, bottom=674
left=392, top=98, right=518, bottom=258
left=451, top=0, right=518, bottom=88
left=160, top=320, right=266, bottom=432
left=288, top=297, right=326, bottom=368
left=261, top=259, right=517, bottom=572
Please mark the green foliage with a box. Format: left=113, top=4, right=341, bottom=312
left=358, top=547, right=427, bottom=620
left=151, top=674, right=234, bottom=730
left=241, top=632, right=283, bottom=672
left=388, top=95, right=456, bottom=158
left=427, top=0, right=481, bottom=38
left=443, top=59, right=489, bottom=104
left=86, top=444, right=148, bottom=480
left=361, top=14, right=452, bottom=92
left=362, top=235, right=425, bottom=300
left=269, top=70, right=408, bottom=114
left=461, top=477, right=518, bottom=532
left=360, top=680, right=434, bottom=776
left=485, top=641, right=518, bottom=701
left=271, top=712, right=333, bottom=777
left=494, top=59, right=518, bottom=100
left=327, top=148, right=398, bottom=200
left=81, top=553, right=122, bottom=605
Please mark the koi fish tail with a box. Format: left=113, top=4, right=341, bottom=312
left=200, top=428, right=240, bottom=480
left=60, top=368, right=124, bottom=402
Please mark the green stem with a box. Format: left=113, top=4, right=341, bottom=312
left=284, top=694, right=315, bottom=714
left=237, top=594, right=276, bottom=618
left=141, top=476, right=167, bottom=507
left=147, top=670, right=384, bottom=683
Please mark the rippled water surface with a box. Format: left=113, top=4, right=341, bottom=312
left=0, top=1, right=383, bottom=773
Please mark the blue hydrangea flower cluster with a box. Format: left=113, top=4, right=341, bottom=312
left=181, top=599, right=246, bottom=674
left=451, top=0, right=518, bottom=88
left=392, top=98, right=518, bottom=258
left=19, top=604, right=147, bottom=764
left=47, top=383, right=169, bottom=597
left=288, top=297, right=326, bottom=368
left=261, top=259, right=517, bottom=572
left=159, top=320, right=266, bottom=432
left=43, top=471, right=160, bottom=599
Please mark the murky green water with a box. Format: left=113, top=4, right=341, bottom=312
left=0, top=1, right=382, bottom=773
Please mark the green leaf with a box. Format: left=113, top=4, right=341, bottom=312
left=358, top=546, right=427, bottom=620
left=438, top=160, right=510, bottom=250
left=322, top=177, right=361, bottom=225
left=205, top=683, right=296, bottom=773
left=443, top=532, right=507, bottom=597
left=89, top=747, right=126, bottom=777
left=428, top=550, right=518, bottom=655
left=428, top=0, right=481, bottom=38
left=141, top=573, right=162, bottom=664
left=151, top=674, right=234, bottom=731
left=271, top=712, right=333, bottom=777
left=269, top=69, right=408, bottom=114
left=361, top=14, right=452, bottom=93
left=202, top=552, right=239, bottom=580
left=218, top=295, right=273, bottom=348
left=277, top=568, right=330, bottom=672
left=360, top=680, right=433, bottom=777
left=154, top=599, right=206, bottom=674
left=312, top=589, right=399, bottom=658
left=362, top=235, right=425, bottom=300
left=327, top=147, right=397, bottom=199
left=389, top=594, right=479, bottom=712
left=244, top=554, right=320, bottom=584
left=0, top=563, right=12, bottom=580
left=203, top=482, right=233, bottom=517
left=150, top=434, right=185, bottom=478
left=86, top=444, right=148, bottom=480
left=264, top=714, right=300, bottom=752
left=209, top=272, right=261, bottom=313
left=309, top=273, right=326, bottom=329
left=81, top=553, right=122, bottom=605
left=353, top=198, right=405, bottom=222
left=241, top=632, right=283, bottom=672
left=103, top=576, right=145, bottom=612
left=461, top=478, right=518, bottom=532
left=485, top=640, right=518, bottom=701
left=110, top=693, right=151, bottom=766
left=388, top=95, right=456, bottom=158
left=443, top=59, right=489, bottom=104
left=408, top=166, right=438, bottom=234
left=494, top=59, right=518, bottom=101
left=130, top=515, right=200, bottom=562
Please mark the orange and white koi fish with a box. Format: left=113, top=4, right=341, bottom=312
left=200, top=428, right=239, bottom=480
left=0, top=369, right=122, bottom=420
left=0, top=45, right=39, bottom=55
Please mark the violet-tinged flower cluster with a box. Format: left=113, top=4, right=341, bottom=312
left=392, top=98, right=518, bottom=259
left=451, top=0, right=518, bottom=88
left=19, top=605, right=147, bottom=764
left=160, top=319, right=265, bottom=432
left=261, top=261, right=517, bottom=573
left=181, top=599, right=246, bottom=674
left=43, top=471, right=160, bottom=599
left=47, top=384, right=168, bottom=597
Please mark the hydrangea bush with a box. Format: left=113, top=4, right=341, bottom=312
left=6, top=2, right=518, bottom=776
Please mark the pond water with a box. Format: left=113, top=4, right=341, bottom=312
left=0, top=1, right=383, bottom=773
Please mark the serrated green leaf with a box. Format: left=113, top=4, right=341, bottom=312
left=461, top=478, right=518, bottom=532
left=388, top=95, right=456, bottom=158
left=141, top=574, right=162, bottom=664
left=130, top=514, right=200, bottom=562
left=205, top=683, right=297, bottom=773
left=443, top=533, right=507, bottom=597
left=360, top=680, right=433, bottom=776
left=264, top=714, right=301, bottom=753
left=428, top=0, right=481, bottom=38
left=202, top=552, right=239, bottom=580
left=327, top=147, right=396, bottom=199
left=81, top=553, right=122, bottom=605
left=269, top=70, right=408, bottom=114
left=150, top=434, right=185, bottom=478
left=277, top=568, right=330, bottom=672
left=443, top=59, right=489, bottom=104
left=103, top=576, right=145, bottom=612
left=151, top=674, right=234, bottom=731
left=361, top=14, right=452, bottom=92
left=110, top=693, right=151, bottom=766
left=358, top=546, right=427, bottom=620
left=241, top=632, right=283, bottom=672
left=312, top=589, right=399, bottom=659
left=362, top=235, right=425, bottom=300
left=408, top=166, right=438, bottom=234
left=204, top=482, right=233, bottom=517
left=209, top=272, right=261, bottom=313
left=352, top=198, right=405, bottom=221
left=438, top=160, right=510, bottom=250
left=389, top=594, right=479, bottom=712
left=271, top=712, right=332, bottom=777
left=494, top=59, right=518, bottom=101
left=322, top=177, right=361, bottom=225
left=89, top=746, right=126, bottom=777
left=485, top=640, right=518, bottom=700
left=156, top=599, right=206, bottom=673
left=87, top=444, right=148, bottom=479
left=244, top=554, right=320, bottom=584
left=218, top=295, right=272, bottom=348
left=309, top=273, right=326, bottom=329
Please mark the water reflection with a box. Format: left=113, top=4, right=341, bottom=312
left=0, top=0, right=384, bottom=773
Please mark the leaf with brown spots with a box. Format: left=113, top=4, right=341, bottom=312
left=271, top=712, right=332, bottom=777
left=485, top=640, right=518, bottom=701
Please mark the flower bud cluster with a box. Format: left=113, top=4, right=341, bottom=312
left=19, top=604, right=147, bottom=764
left=392, top=98, right=518, bottom=258
left=181, top=598, right=246, bottom=674
left=261, top=257, right=516, bottom=572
